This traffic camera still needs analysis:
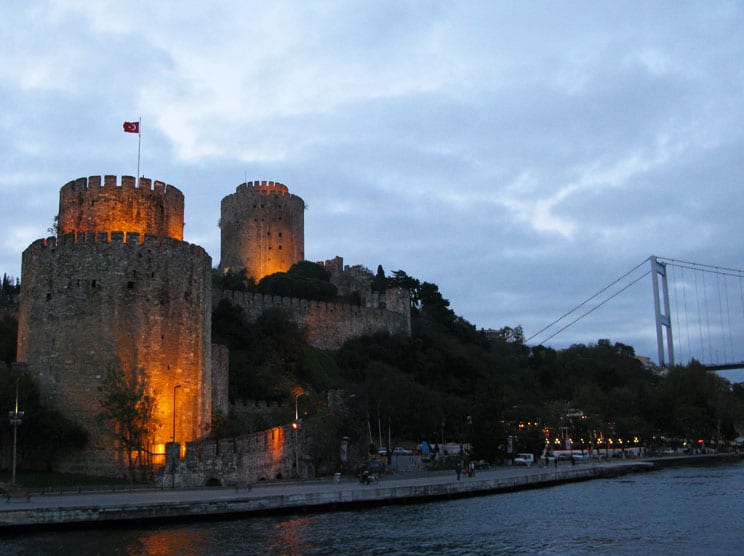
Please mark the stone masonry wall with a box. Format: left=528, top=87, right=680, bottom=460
left=58, top=175, right=184, bottom=241
left=17, top=231, right=212, bottom=476
left=215, top=288, right=411, bottom=350
left=219, top=181, right=305, bottom=281
left=171, top=424, right=295, bottom=487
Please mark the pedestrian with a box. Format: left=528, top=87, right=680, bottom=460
left=456, top=462, right=462, bottom=480
left=554, top=457, right=558, bottom=468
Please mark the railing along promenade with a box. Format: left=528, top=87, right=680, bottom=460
left=0, top=453, right=740, bottom=530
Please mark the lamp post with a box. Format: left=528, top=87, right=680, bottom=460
left=8, top=379, right=24, bottom=487
left=294, top=391, right=307, bottom=478
left=295, top=391, right=307, bottom=421
left=172, top=384, right=182, bottom=442
left=170, top=384, right=181, bottom=488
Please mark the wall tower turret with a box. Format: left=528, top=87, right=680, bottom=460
left=17, top=176, right=212, bottom=476
left=219, top=180, right=305, bottom=281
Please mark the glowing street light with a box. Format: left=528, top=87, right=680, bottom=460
left=293, top=390, right=307, bottom=479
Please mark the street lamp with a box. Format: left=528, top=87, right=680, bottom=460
left=172, top=384, right=182, bottom=442
left=8, top=379, right=24, bottom=487
left=295, top=391, right=307, bottom=422
left=293, top=391, right=307, bottom=479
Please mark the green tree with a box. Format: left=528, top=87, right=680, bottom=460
left=371, top=265, right=388, bottom=292
left=98, top=366, right=158, bottom=486
left=0, top=315, right=17, bottom=364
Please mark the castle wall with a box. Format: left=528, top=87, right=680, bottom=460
left=211, top=343, right=230, bottom=417
left=58, top=175, right=184, bottom=241
left=171, top=425, right=295, bottom=487
left=215, top=288, right=411, bottom=350
left=17, top=232, right=212, bottom=475
left=219, top=181, right=305, bottom=281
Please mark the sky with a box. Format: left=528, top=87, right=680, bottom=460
left=2, top=1, right=744, bottom=375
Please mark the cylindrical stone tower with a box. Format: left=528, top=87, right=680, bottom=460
left=219, top=180, right=305, bottom=281
left=17, top=175, right=211, bottom=476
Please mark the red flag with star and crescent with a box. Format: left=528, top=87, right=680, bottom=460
left=123, top=121, right=140, bottom=133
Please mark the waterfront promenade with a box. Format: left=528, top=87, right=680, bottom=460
left=0, top=454, right=738, bottom=530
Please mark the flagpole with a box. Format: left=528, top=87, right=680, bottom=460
left=137, top=117, right=141, bottom=186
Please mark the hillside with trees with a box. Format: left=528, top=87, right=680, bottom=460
left=212, top=264, right=744, bottom=461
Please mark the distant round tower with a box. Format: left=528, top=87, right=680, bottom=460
left=219, top=180, right=305, bottom=281
left=17, top=175, right=212, bottom=476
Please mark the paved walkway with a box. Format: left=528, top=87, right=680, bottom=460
left=2, top=454, right=740, bottom=529
left=0, top=459, right=652, bottom=529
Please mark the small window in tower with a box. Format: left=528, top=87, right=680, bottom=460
left=267, top=231, right=271, bottom=236
left=91, top=280, right=96, bottom=288
left=278, top=232, right=283, bottom=237
left=127, top=281, right=135, bottom=290
left=46, top=292, right=52, bottom=301
left=278, top=245, right=282, bottom=250
left=268, top=246, right=272, bottom=250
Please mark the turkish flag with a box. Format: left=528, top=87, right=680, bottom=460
left=123, top=121, right=140, bottom=133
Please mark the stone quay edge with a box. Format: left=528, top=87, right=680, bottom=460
left=1, top=454, right=740, bottom=531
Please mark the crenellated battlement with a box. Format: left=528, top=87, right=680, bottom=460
left=27, top=231, right=205, bottom=254
left=220, top=180, right=305, bottom=280
left=234, top=180, right=290, bottom=197
left=60, top=175, right=182, bottom=199
left=58, top=175, right=184, bottom=241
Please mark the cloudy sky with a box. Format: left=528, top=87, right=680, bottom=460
left=2, top=1, right=744, bottom=372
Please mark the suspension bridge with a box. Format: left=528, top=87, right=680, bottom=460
left=527, top=255, right=744, bottom=372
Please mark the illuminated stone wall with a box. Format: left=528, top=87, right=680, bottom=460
left=219, top=181, right=305, bottom=281
left=17, top=176, right=211, bottom=477
left=58, top=175, right=184, bottom=241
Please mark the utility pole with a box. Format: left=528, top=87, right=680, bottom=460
left=9, top=379, right=24, bottom=487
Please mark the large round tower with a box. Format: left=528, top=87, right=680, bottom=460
left=219, top=180, right=305, bottom=281
left=17, top=175, right=212, bottom=476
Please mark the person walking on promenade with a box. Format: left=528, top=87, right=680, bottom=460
left=456, top=462, right=462, bottom=480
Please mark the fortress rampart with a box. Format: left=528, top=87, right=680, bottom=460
left=58, top=175, right=184, bottom=241
left=215, top=287, right=411, bottom=350
left=219, top=181, right=305, bottom=281
left=17, top=229, right=213, bottom=475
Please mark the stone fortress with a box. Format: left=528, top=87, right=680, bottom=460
left=16, top=175, right=410, bottom=477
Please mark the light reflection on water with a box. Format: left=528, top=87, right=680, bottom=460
left=4, top=462, right=743, bottom=556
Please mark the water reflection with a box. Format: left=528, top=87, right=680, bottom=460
left=265, top=517, right=312, bottom=555
left=4, top=463, right=744, bottom=555
left=133, top=525, right=215, bottom=556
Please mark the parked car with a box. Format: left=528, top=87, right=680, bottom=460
left=513, top=453, right=535, bottom=466
left=541, top=454, right=556, bottom=466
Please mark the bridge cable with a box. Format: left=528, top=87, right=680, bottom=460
left=525, top=258, right=650, bottom=344
left=533, top=270, right=650, bottom=345
left=657, top=257, right=744, bottom=278
left=693, top=267, right=706, bottom=361
left=702, top=270, right=714, bottom=363
left=715, top=272, right=727, bottom=362
left=723, top=273, right=735, bottom=363
left=680, top=265, right=693, bottom=365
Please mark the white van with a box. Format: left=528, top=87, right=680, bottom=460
left=513, top=453, right=534, bottom=466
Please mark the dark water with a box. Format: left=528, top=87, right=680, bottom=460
left=4, top=462, right=743, bottom=555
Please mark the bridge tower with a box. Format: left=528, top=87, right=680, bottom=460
left=650, top=255, right=675, bottom=368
